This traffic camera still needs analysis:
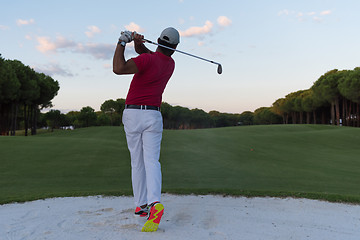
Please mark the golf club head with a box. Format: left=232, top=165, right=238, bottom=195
left=217, top=64, right=222, bottom=74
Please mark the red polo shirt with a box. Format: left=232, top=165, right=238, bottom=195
left=125, top=51, right=175, bottom=107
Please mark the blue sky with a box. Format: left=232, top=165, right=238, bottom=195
left=1, top=0, right=360, bottom=114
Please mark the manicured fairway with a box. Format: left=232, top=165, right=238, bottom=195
left=161, top=125, right=360, bottom=202
left=1, top=125, right=360, bottom=204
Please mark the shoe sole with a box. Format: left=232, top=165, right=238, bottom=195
left=141, top=203, right=164, bottom=232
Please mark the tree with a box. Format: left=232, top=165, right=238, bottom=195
left=190, top=108, right=213, bottom=128
left=0, top=58, right=20, bottom=103
left=31, top=72, right=59, bottom=134
left=78, top=106, right=97, bottom=127
left=293, top=90, right=306, bottom=124
left=312, top=69, right=343, bottom=125
left=100, top=98, right=125, bottom=126
left=45, top=110, right=62, bottom=131
left=271, top=98, right=287, bottom=124
left=160, top=102, right=172, bottom=128
left=169, top=106, right=191, bottom=129
left=300, top=89, right=323, bottom=124
left=209, top=111, right=227, bottom=127
left=11, top=60, right=40, bottom=135
left=338, top=68, right=360, bottom=126
left=282, top=91, right=302, bottom=124
left=254, top=107, right=282, bottom=125
left=115, top=98, right=126, bottom=113
left=0, top=57, right=20, bottom=135
left=96, top=112, right=111, bottom=126
left=239, top=111, right=254, bottom=125
left=66, top=111, right=80, bottom=128
left=101, top=99, right=117, bottom=126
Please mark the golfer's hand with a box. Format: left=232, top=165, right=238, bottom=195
left=119, top=30, right=133, bottom=43
left=133, top=32, right=150, bottom=54
left=133, top=32, right=144, bottom=44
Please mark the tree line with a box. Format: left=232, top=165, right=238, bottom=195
left=40, top=99, right=258, bottom=131
left=0, top=55, right=60, bottom=136
left=2, top=53, right=359, bottom=135
left=31, top=99, right=284, bottom=132
left=272, top=68, right=360, bottom=127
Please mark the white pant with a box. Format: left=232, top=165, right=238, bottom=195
left=122, top=109, right=163, bottom=207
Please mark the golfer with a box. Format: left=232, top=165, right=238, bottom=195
left=113, top=27, right=180, bottom=232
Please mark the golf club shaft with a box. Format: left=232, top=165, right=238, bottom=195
left=143, top=39, right=221, bottom=66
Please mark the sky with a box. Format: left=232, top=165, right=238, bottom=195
left=1, top=0, right=360, bottom=114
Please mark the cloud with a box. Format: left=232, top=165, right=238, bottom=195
left=278, top=9, right=290, bottom=16
left=178, top=16, right=231, bottom=39
left=278, top=9, right=332, bottom=23
left=125, top=22, right=145, bottom=33
left=85, top=25, right=101, bottom=38
left=313, top=16, right=322, bottom=23
left=33, top=62, right=73, bottom=77
left=35, top=35, right=115, bottom=60
left=179, top=20, right=213, bottom=37
left=36, top=37, right=57, bottom=53
left=0, top=25, right=9, bottom=30
left=76, top=42, right=115, bottom=60
left=16, top=18, right=35, bottom=26
left=217, top=16, right=232, bottom=27
left=320, top=10, right=332, bottom=16
left=36, top=36, right=77, bottom=53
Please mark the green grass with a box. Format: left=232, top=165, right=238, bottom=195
left=1, top=125, right=360, bottom=204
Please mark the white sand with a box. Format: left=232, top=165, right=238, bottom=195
left=1, top=194, right=360, bottom=240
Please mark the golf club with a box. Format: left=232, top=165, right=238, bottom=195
left=143, top=39, right=222, bottom=74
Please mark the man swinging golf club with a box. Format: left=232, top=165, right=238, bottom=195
left=113, top=27, right=180, bottom=232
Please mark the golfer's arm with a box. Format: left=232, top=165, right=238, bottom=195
left=113, top=43, right=138, bottom=75
left=134, top=40, right=151, bottom=54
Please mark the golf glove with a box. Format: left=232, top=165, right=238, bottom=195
left=119, top=31, right=133, bottom=43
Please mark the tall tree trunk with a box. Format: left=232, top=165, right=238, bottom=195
left=299, top=112, right=303, bottom=124
left=321, top=109, right=326, bottom=124
left=24, top=104, right=28, bottom=136
left=356, top=103, right=360, bottom=127
left=10, top=103, right=18, bottom=136
left=342, top=99, right=346, bottom=126
left=10, top=102, right=15, bottom=136
left=30, top=104, right=33, bottom=135
left=31, top=105, right=38, bottom=135
left=348, top=101, right=352, bottom=126
left=292, top=112, right=297, bottom=124
left=330, top=101, right=335, bottom=125
left=313, top=110, right=317, bottom=124
left=13, top=103, right=18, bottom=135
left=335, top=97, right=340, bottom=126
left=353, top=102, right=356, bottom=127
left=306, top=112, right=310, bottom=124
left=0, top=104, right=10, bottom=135
left=0, top=104, right=6, bottom=135
left=345, top=99, right=349, bottom=126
